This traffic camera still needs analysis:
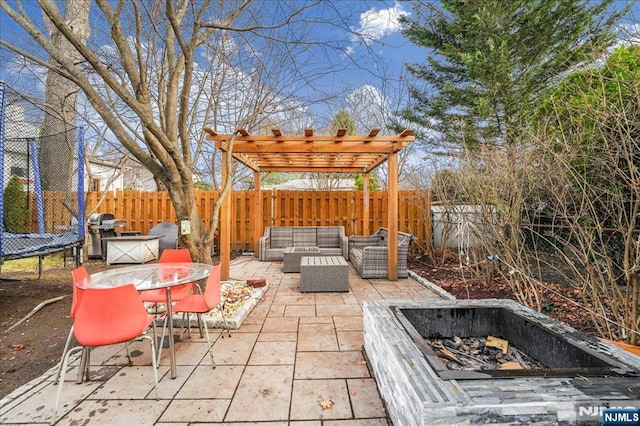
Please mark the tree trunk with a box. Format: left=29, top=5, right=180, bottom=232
left=41, top=0, right=90, bottom=191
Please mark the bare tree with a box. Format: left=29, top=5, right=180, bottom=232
left=0, top=0, right=371, bottom=262
left=433, top=43, right=640, bottom=344
left=344, top=75, right=421, bottom=189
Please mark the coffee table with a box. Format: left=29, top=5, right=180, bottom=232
left=300, top=256, right=349, bottom=292
left=283, top=246, right=320, bottom=273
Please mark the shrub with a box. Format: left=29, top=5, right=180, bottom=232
left=3, top=174, right=28, bottom=233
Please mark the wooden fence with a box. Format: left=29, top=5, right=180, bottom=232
left=73, top=189, right=431, bottom=252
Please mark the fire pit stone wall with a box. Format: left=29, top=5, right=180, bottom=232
left=364, top=299, right=640, bottom=426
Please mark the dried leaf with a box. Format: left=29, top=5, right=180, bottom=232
left=320, top=399, right=334, bottom=409
left=10, top=344, right=24, bottom=351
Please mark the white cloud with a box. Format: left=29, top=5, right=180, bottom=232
left=344, top=45, right=356, bottom=57
left=351, top=2, right=408, bottom=44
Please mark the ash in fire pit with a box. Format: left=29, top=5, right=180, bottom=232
left=392, top=303, right=639, bottom=380
left=427, top=335, right=546, bottom=371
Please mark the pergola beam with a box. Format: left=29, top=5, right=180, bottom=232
left=213, top=134, right=412, bottom=144
left=219, top=141, right=406, bottom=154
left=253, top=166, right=369, bottom=173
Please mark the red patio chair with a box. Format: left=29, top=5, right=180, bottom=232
left=139, top=248, right=195, bottom=305
left=54, top=266, right=88, bottom=384
left=158, top=265, right=230, bottom=369
left=51, top=284, right=159, bottom=424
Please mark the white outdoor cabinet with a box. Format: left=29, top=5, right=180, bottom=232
left=103, top=235, right=161, bottom=264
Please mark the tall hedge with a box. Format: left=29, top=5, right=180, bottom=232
left=3, top=174, right=28, bottom=233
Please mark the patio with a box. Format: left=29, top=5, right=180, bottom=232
left=1, top=257, right=441, bottom=425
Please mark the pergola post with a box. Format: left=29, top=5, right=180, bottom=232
left=387, top=150, right=398, bottom=281
left=220, top=151, right=231, bottom=280
left=253, top=171, right=262, bottom=256
left=363, top=173, right=370, bottom=236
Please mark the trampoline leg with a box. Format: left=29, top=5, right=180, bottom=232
left=38, top=256, right=43, bottom=279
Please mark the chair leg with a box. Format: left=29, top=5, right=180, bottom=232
left=185, top=313, right=192, bottom=339
left=125, top=342, right=133, bottom=365
left=52, top=345, right=84, bottom=425
left=219, top=302, right=231, bottom=338
left=140, top=334, right=159, bottom=399
left=177, top=312, right=189, bottom=340
left=202, top=319, right=216, bottom=369
left=77, top=347, right=90, bottom=384
left=156, top=315, right=169, bottom=366
left=54, top=326, right=74, bottom=384
left=196, top=313, right=204, bottom=338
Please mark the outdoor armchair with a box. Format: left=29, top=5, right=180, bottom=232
left=348, top=227, right=414, bottom=279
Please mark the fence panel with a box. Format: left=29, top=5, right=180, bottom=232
left=83, top=189, right=432, bottom=252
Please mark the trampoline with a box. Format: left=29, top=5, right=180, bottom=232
left=2, top=232, right=81, bottom=259
left=0, top=82, right=84, bottom=278
left=1, top=232, right=82, bottom=277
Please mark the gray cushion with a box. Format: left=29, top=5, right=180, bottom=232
left=317, top=227, right=340, bottom=248
left=293, top=228, right=317, bottom=246
left=271, top=227, right=293, bottom=248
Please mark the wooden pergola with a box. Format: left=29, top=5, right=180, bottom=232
left=204, top=127, right=415, bottom=281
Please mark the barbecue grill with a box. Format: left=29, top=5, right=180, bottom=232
left=87, top=213, right=125, bottom=259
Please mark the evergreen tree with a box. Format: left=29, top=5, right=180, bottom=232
left=4, top=175, right=28, bottom=233
left=308, top=110, right=358, bottom=189
left=400, top=0, right=624, bottom=150
left=329, top=109, right=356, bottom=135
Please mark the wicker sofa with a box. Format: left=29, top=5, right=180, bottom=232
left=259, top=226, right=349, bottom=261
left=348, top=227, right=414, bottom=279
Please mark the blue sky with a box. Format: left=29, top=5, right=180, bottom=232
left=0, top=0, right=637, bottom=132
left=0, top=2, right=416, bottom=93
left=0, top=0, right=637, bottom=185
left=2, top=1, right=636, bottom=97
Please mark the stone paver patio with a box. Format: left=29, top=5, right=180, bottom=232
left=0, top=257, right=440, bottom=425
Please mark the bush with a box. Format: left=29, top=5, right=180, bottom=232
left=3, top=175, right=28, bottom=233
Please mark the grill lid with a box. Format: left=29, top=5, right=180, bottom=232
left=100, top=219, right=126, bottom=229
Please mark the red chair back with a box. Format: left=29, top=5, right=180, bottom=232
left=70, top=266, right=89, bottom=318
left=159, top=248, right=192, bottom=263
left=204, top=265, right=222, bottom=308
left=73, top=284, right=150, bottom=347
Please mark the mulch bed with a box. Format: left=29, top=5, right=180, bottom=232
left=408, top=256, right=600, bottom=337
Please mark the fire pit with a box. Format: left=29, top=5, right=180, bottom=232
left=364, top=299, right=640, bottom=425
left=393, top=304, right=637, bottom=380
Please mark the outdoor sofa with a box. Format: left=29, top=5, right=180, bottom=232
left=349, top=227, right=414, bottom=279
left=259, top=226, right=349, bottom=261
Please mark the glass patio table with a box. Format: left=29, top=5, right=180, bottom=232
left=87, top=262, right=212, bottom=379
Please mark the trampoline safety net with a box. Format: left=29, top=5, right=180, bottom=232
left=0, top=81, right=85, bottom=263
